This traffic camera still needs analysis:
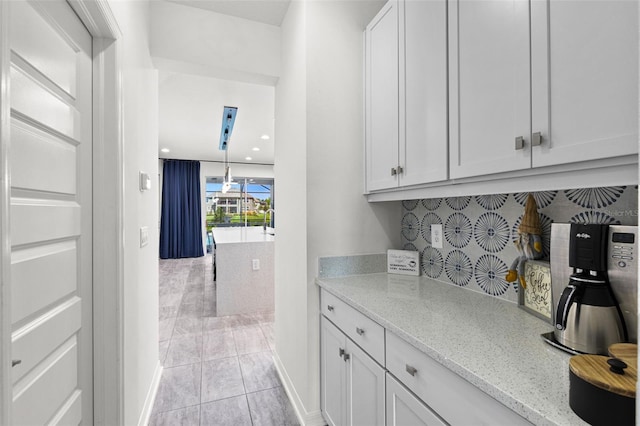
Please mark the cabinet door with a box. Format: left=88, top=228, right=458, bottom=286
left=386, top=374, right=446, bottom=426
left=399, top=0, right=448, bottom=186
left=346, top=340, right=385, bottom=426
left=321, top=317, right=346, bottom=426
left=365, top=0, right=399, bottom=191
left=531, top=0, right=638, bottom=167
left=449, top=0, right=531, bottom=179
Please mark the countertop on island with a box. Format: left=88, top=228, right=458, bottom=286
left=212, top=227, right=275, bottom=245
left=316, top=273, right=589, bottom=426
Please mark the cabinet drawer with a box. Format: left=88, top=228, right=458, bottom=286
left=321, top=289, right=385, bottom=365
left=386, top=331, right=530, bottom=425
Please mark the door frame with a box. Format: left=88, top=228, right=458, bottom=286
left=0, top=1, right=125, bottom=424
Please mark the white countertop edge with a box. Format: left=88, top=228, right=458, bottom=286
left=316, top=273, right=582, bottom=426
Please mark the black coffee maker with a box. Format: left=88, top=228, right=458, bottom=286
left=553, top=224, right=628, bottom=354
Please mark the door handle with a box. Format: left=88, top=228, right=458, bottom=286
left=327, top=305, right=334, bottom=312
left=532, top=132, right=542, bottom=146
left=12, top=359, right=21, bottom=367
left=515, top=136, right=525, bottom=150
left=356, top=327, right=365, bottom=336
left=391, top=167, right=397, bottom=176
left=343, top=353, right=350, bottom=362
left=339, top=348, right=345, bottom=357
left=406, top=364, right=418, bottom=376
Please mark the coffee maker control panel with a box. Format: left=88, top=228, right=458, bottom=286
left=611, top=232, right=635, bottom=268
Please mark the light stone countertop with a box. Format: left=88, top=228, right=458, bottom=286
left=316, top=273, right=589, bottom=426
left=212, top=226, right=275, bottom=244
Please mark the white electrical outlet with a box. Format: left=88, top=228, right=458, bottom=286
left=252, top=259, right=260, bottom=270
left=431, top=224, right=443, bottom=248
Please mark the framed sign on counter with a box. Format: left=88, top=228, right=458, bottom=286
left=518, top=260, right=552, bottom=322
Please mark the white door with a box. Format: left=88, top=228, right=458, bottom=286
left=530, top=0, right=639, bottom=167
left=320, top=317, right=346, bottom=426
left=8, top=0, right=92, bottom=424
left=448, top=0, right=531, bottom=179
left=399, top=0, right=448, bottom=186
left=386, top=374, right=446, bottom=426
left=365, top=0, right=399, bottom=192
left=346, top=339, right=385, bottom=426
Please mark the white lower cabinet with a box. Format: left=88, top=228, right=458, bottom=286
left=320, top=316, right=385, bottom=426
left=386, top=374, right=446, bottom=426
left=320, top=289, right=531, bottom=426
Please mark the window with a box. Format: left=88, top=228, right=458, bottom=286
left=206, top=177, right=274, bottom=230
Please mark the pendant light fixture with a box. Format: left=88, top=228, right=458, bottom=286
left=220, top=106, right=238, bottom=193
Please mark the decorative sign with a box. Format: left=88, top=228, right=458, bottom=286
left=519, top=260, right=552, bottom=322
left=387, top=249, right=420, bottom=276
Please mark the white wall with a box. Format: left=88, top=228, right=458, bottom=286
left=150, top=0, right=280, bottom=85
left=108, top=1, right=160, bottom=424
left=274, top=0, right=400, bottom=422
left=274, top=0, right=309, bottom=418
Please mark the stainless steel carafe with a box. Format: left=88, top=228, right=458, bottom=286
left=552, top=224, right=628, bottom=355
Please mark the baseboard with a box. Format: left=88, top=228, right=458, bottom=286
left=138, top=361, right=163, bottom=426
left=273, top=352, right=326, bottom=426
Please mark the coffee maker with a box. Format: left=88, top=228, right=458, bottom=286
left=545, top=223, right=638, bottom=355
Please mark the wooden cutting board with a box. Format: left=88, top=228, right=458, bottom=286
left=570, top=355, right=636, bottom=398
left=609, top=343, right=638, bottom=362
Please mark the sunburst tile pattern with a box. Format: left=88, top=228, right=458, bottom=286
left=400, top=186, right=637, bottom=303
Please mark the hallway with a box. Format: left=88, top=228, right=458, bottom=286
left=150, top=255, right=298, bottom=425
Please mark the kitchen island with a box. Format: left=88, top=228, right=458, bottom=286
left=317, top=272, right=590, bottom=425
left=212, top=226, right=275, bottom=316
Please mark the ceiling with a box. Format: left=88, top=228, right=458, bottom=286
left=165, top=0, right=291, bottom=26
left=158, top=71, right=275, bottom=164
left=156, top=0, right=284, bottom=165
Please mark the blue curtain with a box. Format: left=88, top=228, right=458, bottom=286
left=160, top=160, right=204, bottom=259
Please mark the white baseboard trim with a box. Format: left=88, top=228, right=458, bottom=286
left=138, top=361, right=163, bottom=426
left=273, top=352, right=326, bottom=426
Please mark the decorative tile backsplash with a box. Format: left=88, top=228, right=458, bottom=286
left=401, top=187, right=638, bottom=303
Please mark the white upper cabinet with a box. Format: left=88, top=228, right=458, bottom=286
left=449, top=0, right=639, bottom=180
left=448, top=0, right=532, bottom=179
left=366, top=1, right=399, bottom=191
left=399, top=0, right=448, bottom=186
left=365, top=0, right=448, bottom=191
left=530, top=0, right=639, bottom=167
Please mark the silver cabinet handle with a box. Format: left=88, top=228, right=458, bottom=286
left=515, top=136, right=525, bottom=150
left=356, top=327, right=365, bottom=336
left=532, top=132, right=542, bottom=146
left=327, top=305, right=334, bottom=312
left=339, top=348, right=345, bottom=357
left=406, top=364, right=417, bottom=376
left=12, top=360, right=21, bottom=367
left=391, top=168, right=397, bottom=176
left=343, top=353, right=350, bottom=362
left=397, top=166, right=403, bottom=174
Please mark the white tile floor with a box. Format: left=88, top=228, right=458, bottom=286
left=151, top=255, right=298, bottom=426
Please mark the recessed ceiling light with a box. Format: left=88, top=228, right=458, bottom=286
left=245, top=156, right=252, bottom=161
left=260, top=134, right=270, bottom=140
left=161, top=148, right=170, bottom=153
left=252, top=147, right=260, bottom=151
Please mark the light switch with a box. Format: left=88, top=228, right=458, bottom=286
left=140, top=226, right=149, bottom=247
left=139, top=172, right=151, bottom=191
left=431, top=224, right=443, bottom=248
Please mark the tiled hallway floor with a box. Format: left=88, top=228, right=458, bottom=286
left=151, top=255, right=299, bottom=426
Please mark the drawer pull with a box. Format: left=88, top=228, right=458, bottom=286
left=339, top=348, right=345, bottom=357
left=356, top=327, right=365, bottom=336
left=406, top=364, right=418, bottom=376
left=327, top=305, right=334, bottom=312
left=12, top=359, right=21, bottom=367
left=343, top=353, right=350, bottom=362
